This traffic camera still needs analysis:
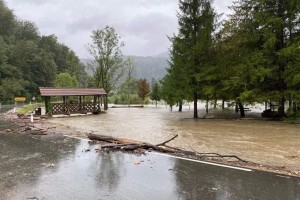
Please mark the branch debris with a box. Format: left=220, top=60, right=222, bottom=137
left=87, top=133, right=248, bottom=163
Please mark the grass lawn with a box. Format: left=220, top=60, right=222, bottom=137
left=16, top=103, right=44, bottom=115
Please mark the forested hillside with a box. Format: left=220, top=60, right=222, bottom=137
left=0, top=0, right=86, bottom=103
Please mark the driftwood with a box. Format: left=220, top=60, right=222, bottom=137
left=87, top=133, right=248, bottom=163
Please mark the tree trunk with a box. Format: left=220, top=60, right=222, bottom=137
left=293, top=102, right=297, bottom=112
left=277, top=0, right=286, bottom=118
left=214, top=99, right=217, bottom=109
left=178, top=101, right=183, bottom=112
left=288, top=94, right=292, bottom=109
left=222, top=99, right=225, bottom=110
left=206, top=99, right=209, bottom=114
left=155, top=100, right=157, bottom=107
left=235, top=103, right=239, bottom=113
left=238, top=102, right=245, bottom=118
left=193, top=92, right=198, bottom=118
left=278, top=95, right=285, bottom=117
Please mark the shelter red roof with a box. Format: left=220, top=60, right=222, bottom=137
left=39, top=87, right=107, bottom=97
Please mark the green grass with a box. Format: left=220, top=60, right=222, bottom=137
left=16, top=103, right=44, bottom=115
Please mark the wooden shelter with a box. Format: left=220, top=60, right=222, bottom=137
left=39, top=87, right=107, bottom=115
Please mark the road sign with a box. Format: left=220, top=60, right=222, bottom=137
left=15, top=97, right=26, bottom=102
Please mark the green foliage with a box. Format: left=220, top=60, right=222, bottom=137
left=117, top=58, right=137, bottom=105
left=0, top=0, right=16, bottom=36
left=87, top=26, right=125, bottom=94
left=15, top=20, right=39, bottom=41
left=0, top=1, right=85, bottom=103
left=227, top=0, right=300, bottom=117
left=160, top=0, right=300, bottom=118
left=54, top=72, right=78, bottom=88
left=162, top=0, right=217, bottom=117
left=0, top=78, right=29, bottom=103
left=110, top=94, right=142, bottom=105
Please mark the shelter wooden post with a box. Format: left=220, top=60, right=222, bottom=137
left=104, top=94, right=108, bottom=110
left=98, top=95, right=101, bottom=112
left=79, top=96, right=82, bottom=112
left=93, top=95, right=96, bottom=111
left=44, top=96, right=51, bottom=114
left=82, top=96, right=86, bottom=113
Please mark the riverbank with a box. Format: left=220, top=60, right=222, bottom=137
left=2, top=107, right=300, bottom=177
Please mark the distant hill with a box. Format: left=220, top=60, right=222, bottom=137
left=126, top=55, right=169, bottom=81
left=152, top=51, right=170, bottom=58
left=82, top=53, right=170, bottom=81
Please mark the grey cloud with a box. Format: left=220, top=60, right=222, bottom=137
left=6, top=0, right=233, bottom=58
left=66, top=14, right=108, bottom=34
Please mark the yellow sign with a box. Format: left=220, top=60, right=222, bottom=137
left=15, top=97, right=26, bottom=102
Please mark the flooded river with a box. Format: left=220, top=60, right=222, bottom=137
left=48, top=106, right=300, bottom=172
left=1, top=106, right=300, bottom=199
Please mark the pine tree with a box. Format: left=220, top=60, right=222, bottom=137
left=231, top=0, right=300, bottom=117
left=166, top=0, right=217, bottom=118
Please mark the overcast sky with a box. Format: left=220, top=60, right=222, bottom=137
left=7, top=0, right=233, bottom=58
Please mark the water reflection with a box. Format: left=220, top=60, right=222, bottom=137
left=173, top=158, right=300, bottom=200
left=95, top=151, right=125, bottom=192
left=0, top=132, right=79, bottom=199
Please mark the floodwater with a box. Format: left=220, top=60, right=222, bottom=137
left=0, top=131, right=299, bottom=200
left=48, top=106, right=300, bottom=172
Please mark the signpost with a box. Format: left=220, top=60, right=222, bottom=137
left=14, top=97, right=26, bottom=113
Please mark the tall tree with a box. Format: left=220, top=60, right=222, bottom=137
left=122, top=58, right=136, bottom=106
left=15, top=20, right=39, bottom=41
left=0, top=0, right=16, bottom=37
left=87, top=26, right=125, bottom=109
left=54, top=72, right=78, bottom=88
left=230, top=0, right=300, bottom=117
left=167, top=0, right=217, bottom=118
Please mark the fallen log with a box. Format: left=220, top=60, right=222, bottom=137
left=88, top=133, right=144, bottom=144
left=87, top=133, right=248, bottom=163
left=88, top=133, right=178, bottom=153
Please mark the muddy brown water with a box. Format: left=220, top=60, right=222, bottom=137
left=48, top=106, right=300, bottom=172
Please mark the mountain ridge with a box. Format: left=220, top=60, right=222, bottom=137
left=82, top=53, right=170, bottom=81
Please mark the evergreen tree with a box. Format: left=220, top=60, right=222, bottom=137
left=151, top=81, right=161, bottom=107
left=230, top=0, right=300, bottom=117
left=164, top=0, right=217, bottom=118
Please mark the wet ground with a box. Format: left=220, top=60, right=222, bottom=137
left=48, top=106, right=300, bottom=172
left=0, top=129, right=299, bottom=200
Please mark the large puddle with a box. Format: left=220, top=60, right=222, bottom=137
left=48, top=106, right=300, bottom=171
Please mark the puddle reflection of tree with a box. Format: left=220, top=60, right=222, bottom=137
left=173, top=159, right=300, bottom=200
left=95, top=151, right=126, bottom=191
left=0, top=133, right=79, bottom=191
